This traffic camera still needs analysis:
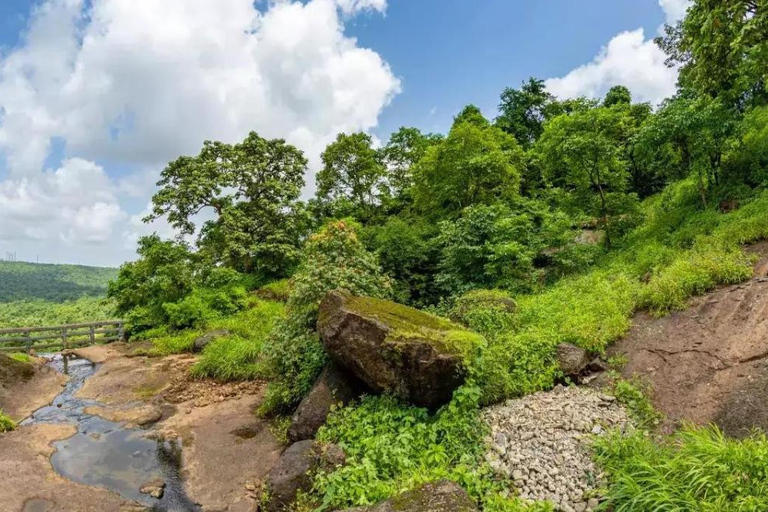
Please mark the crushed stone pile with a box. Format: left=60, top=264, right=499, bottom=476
left=483, top=385, right=631, bottom=512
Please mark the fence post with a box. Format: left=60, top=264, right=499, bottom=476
left=89, top=325, right=96, bottom=344
left=117, top=321, right=125, bottom=342
left=25, top=330, right=32, bottom=354
left=62, top=327, right=68, bottom=350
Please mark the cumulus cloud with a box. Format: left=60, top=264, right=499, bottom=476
left=0, top=0, right=400, bottom=265
left=659, top=0, right=692, bottom=24
left=545, top=29, right=678, bottom=105
left=0, top=158, right=125, bottom=245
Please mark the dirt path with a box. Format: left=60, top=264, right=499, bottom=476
left=609, top=243, right=768, bottom=437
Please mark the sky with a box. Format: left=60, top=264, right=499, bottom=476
left=0, top=0, right=691, bottom=268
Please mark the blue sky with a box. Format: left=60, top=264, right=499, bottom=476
left=346, top=0, right=665, bottom=138
left=0, top=0, right=685, bottom=266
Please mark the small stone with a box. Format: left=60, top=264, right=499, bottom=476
left=244, top=481, right=256, bottom=491
left=587, top=498, right=599, bottom=509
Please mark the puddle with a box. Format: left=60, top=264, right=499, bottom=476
left=22, top=354, right=201, bottom=512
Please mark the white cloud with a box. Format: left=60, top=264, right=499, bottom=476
left=659, top=0, right=692, bottom=24
left=545, top=29, right=678, bottom=106
left=0, top=0, right=400, bottom=265
left=0, top=158, right=126, bottom=246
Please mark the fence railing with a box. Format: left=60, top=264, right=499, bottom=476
left=0, top=320, right=124, bottom=353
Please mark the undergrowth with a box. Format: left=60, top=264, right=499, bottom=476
left=594, top=425, right=768, bottom=511
left=0, top=409, right=16, bottom=432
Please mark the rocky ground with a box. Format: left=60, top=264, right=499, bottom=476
left=483, top=386, right=631, bottom=512
left=0, top=354, right=67, bottom=422
left=0, top=343, right=285, bottom=512
left=608, top=242, right=768, bottom=437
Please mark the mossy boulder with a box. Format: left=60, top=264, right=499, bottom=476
left=317, top=291, right=484, bottom=409
left=340, top=480, right=478, bottom=512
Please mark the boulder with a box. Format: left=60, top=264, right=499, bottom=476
left=339, top=480, right=478, bottom=512
left=265, top=441, right=346, bottom=512
left=556, top=343, right=591, bottom=380
left=318, top=291, right=484, bottom=409
left=192, top=329, right=230, bottom=353
left=287, top=365, right=362, bottom=443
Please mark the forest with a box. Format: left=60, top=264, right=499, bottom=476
left=97, top=2, right=768, bottom=510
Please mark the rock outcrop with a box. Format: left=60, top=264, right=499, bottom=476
left=287, top=365, right=361, bottom=443
left=192, top=329, right=230, bottom=353
left=318, top=291, right=484, bottom=409
left=265, top=441, right=346, bottom=512
left=340, top=480, right=478, bottom=512
left=556, top=343, right=591, bottom=380
left=0, top=354, right=35, bottom=388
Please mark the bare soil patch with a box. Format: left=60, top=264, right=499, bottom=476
left=0, top=356, right=67, bottom=422
left=0, top=424, right=140, bottom=511
left=609, top=243, right=768, bottom=437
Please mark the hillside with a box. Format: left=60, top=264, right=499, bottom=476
left=0, top=261, right=117, bottom=303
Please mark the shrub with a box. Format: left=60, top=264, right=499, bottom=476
left=258, top=220, right=393, bottom=415
left=255, top=279, right=292, bottom=303
left=448, top=289, right=517, bottom=338
left=0, top=410, right=16, bottom=432
left=594, top=425, right=768, bottom=511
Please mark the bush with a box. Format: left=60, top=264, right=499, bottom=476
left=258, top=220, right=393, bottom=415
left=594, top=425, right=768, bottom=511
left=448, top=289, right=517, bottom=338
left=0, top=410, right=16, bottom=432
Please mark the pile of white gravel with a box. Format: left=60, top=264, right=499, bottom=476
left=483, top=385, right=631, bottom=512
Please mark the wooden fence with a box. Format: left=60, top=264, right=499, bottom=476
left=0, top=320, right=124, bottom=354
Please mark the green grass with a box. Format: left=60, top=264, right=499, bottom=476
left=594, top=425, right=768, bottom=511
left=8, top=353, right=33, bottom=364
left=0, top=409, right=16, bottom=432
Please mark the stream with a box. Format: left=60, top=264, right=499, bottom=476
left=21, top=354, right=201, bottom=512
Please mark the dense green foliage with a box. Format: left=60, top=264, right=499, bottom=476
left=0, top=261, right=116, bottom=303
left=0, top=297, right=116, bottom=328
left=258, top=220, right=392, bottom=415
left=594, top=426, right=768, bottom=511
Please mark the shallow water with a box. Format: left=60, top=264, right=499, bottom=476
left=23, top=354, right=201, bottom=512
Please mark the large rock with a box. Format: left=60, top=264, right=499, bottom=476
left=556, top=343, right=591, bottom=380
left=318, top=291, right=484, bottom=409
left=192, top=329, right=230, bottom=353
left=265, top=441, right=345, bottom=512
left=340, top=480, right=478, bottom=512
left=287, top=365, right=362, bottom=443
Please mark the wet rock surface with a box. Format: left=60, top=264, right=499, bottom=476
left=483, top=386, right=631, bottom=512
left=340, top=480, right=478, bottom=512
left=318, top=290, right=482, bottom=409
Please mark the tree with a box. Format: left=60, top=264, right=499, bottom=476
left=379, top=127, right=442, bottom=201
left=635, top=96, right=738, bottom=207
left=537, top=106, right=632, bottom=234
left=413, top=108, right=524, bottom=217
left=315, top=132, right=386, bottom=219
left=496, top=78, right=559, bottom=147
left=108, top=235, right=197, bottom=330
left=146, top=131, right=308, bottom=277
left=604, top=85, right=632, bottom=107
left=658, top=0, right=768, bottom=107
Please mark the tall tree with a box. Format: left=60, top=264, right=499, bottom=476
left=496, top=78, right=559, bottom=147
left=537, top=106, right=631, bottom=234
left=604, top=85, right=633, bottom=107
left=413, top=107, right=524, bottom=217
left=658, top=0, right=768, bottom=107
left=146, top=131, right=307, bottom=277
left=379, top=127, right=442, bottom=201
left=315, top=132, right=386, bottom=219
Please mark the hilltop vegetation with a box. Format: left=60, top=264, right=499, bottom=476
left=106, top=2, right=768, bottom=510
left=0, top=261, right=117, bottom=328
left=0, top=261, right=117, bottom=303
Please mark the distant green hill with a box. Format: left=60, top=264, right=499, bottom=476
left=0, top=261, right=118, bottom=303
